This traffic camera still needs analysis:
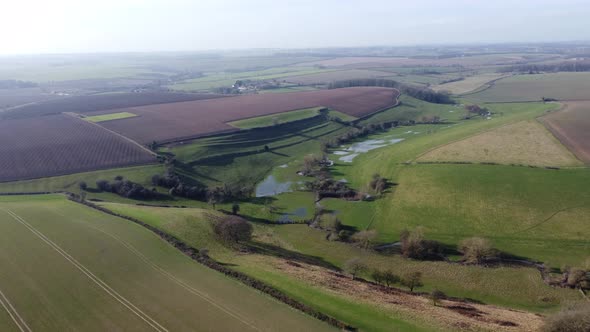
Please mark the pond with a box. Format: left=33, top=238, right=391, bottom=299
left=255, top=175, right=293, bottom=197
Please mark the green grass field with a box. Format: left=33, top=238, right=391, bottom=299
left=99, top=202, right=580, bottom=318
left=322, top=101, right=590, bottom=267
left=358, top=95, right=462, bottom=125
left=85, top=112, right=138, bottom=122
left=161, top=116, right=351, bottom=187
left=167, top=67, right=334, bottom=91
left=0, top=165, right=163, bottom=194
left=228, top=107, right=325, bottom=129
left=0, top=195, right=334, bottom=331
left=465, top=72, right=590, bottom=102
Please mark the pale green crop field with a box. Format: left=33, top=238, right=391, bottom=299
left=85, top=111, right=138, bottom=122
left=0, top=195, right=335, bottom=332
left=465, top=72, right=590, bottom=102
left=228, top=107, right=324, bottom=129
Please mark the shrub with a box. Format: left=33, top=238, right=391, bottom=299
left=213, top=216, right=253, bottom=244
left=542, top=302, right=590, bottom=332
left=400, top=228, right=443, bottom=260
left=232, top=203, right=240, bottom=215
left=95, top=179, right=110, bottom=192
left=78, top=181, right=87, bottom=191
left=459, top=237, right=497, bottom=264
left=430, top=289, right=446, bottom=306
left=369, top=174, right=387, bottom=194
left=352, top=230, right=378, bottom=249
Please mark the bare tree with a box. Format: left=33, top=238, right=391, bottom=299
left=344, top=257, right=367, bottom=279
left=383, top=270, right=400, bottom=287
left=401, top=271, right=423, bottom=292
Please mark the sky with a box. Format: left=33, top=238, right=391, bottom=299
left=1, top=0, right=589, bottom=54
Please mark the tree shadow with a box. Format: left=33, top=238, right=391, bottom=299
left=246, top=241, right=340, bottom=271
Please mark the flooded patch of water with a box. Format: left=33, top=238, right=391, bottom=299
left=255, top=175, right=293, bottom=197
left=337, top=137, right=405, bottom=162
left=278, top=207, right=308, bottom=224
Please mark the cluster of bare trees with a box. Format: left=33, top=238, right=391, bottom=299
left=328, top=78, right=454, bottom=104
left=344, top=257, right=426, bottom=292
left=95, top=176, right=162, bottom=200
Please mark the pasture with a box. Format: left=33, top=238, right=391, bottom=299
left=541, top=101, right=590, bottom=164
left=0, top=115, right=155, bottom=182
left=228, top=107, right=325, bottom=129
left=99, top=202, right=580, bottom=320
left=433, top=73, right=508, bottom=95
left=90, top=87, right=398, bottom=143
left=283, top=69, right=392, bottom=85
left=321, top=101, right=588, bottom=267
left=162, top=116, right=350, bottom=187
left=417, top=120, right=583, bottom=166
left=167, top=67, right=334, bottom=91
left=0, top=195, right=334, bottom=331
left=465, top=72, right=590, bottom=102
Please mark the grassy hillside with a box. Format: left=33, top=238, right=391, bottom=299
left=99, top=203, right=580, bottom=316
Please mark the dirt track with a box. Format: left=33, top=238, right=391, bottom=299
left=271, top=258, right=544, bottom=331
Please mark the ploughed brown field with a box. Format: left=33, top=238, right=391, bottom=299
left=88, top=87, right=399, bottom=144
left=541, top=101, right=590, bottom=164
left=284, top=69, right=392, bottom=85
left=0, top=114, right=156, bottom=182
left=1, top=92, right=224, bottom=120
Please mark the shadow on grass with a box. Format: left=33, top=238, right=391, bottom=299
left=246, top=241, right=340, bottom=271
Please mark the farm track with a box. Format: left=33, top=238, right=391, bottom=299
left=0, top=288, right=31, bottom=332
left=0, top=208, right=168, bottom=332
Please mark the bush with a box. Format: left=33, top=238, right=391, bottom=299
left=96, top=179, right=110, bottom=192
left=351, top=230, right=378, bottom=249
left=369, top=174, right=387, bottom=194
left=542, top=302, right=590, bottom=332
left=430, top=289, right=446, bottom=306
left=232, top=203, right=240, bottom=215
left=213, top=216, right=253, bottom=244
left=78, top=181, right=87, bottom=191
left=459, top=237, right=497, bottom=264
left=400, top=228, right=443, bottom=260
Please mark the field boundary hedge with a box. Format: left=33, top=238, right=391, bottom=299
left=69, top=196, right=356, bottom=331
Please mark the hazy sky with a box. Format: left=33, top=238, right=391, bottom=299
left=1, top=0, right=589, bottom=54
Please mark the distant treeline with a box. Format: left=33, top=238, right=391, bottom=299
left=328, top=79, right=454, bottom=104
left=500, top=60, right=590, bottom=73
left=0, top=80, right=38, bottom=89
